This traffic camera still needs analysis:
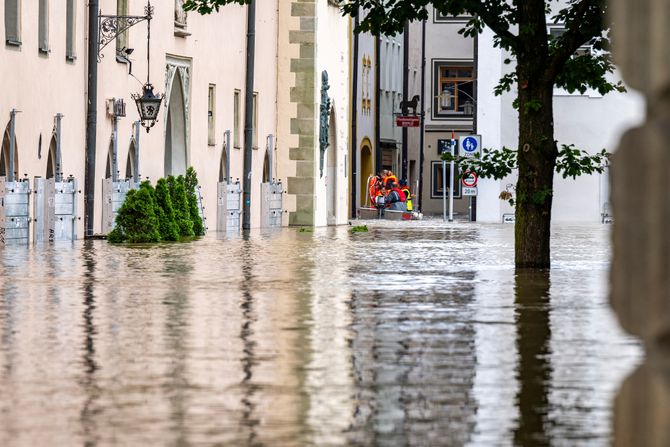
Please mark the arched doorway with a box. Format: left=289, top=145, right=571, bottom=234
left=219, top=145, right=228, bottom=182
left=262, top=150, right=270, bottom=183
left=360, top=140, right=373, bottom=207
left=1, top=125, right=19, bottom=179
left=165, top=69, right=187, bottom=176
left=105, top=141, right=114, bottom=179
left=126, top=140, right=137, bottom=180
left=46, top=135, right=57, bottom=179
left=326, top=109, right=337, bottom=225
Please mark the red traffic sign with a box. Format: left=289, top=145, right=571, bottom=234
left=462, top=171, right=478, bottom=187
left=395, top=116, right=420, bottom=127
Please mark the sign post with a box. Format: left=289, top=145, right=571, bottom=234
left=461, top=135, right=481, bottom=222
left=449, top=137, right=455, bottom=222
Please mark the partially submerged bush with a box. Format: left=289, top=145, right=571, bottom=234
left=185, top=167, right=205, bottom=236
left=108, top=168, right=205, bottom=244
left=109, top=188, right=161, bottom=243
left=155, top=178, right=180, bottom=241
left=172, top=175, right=195, bottom=238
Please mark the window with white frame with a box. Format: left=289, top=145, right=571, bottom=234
left=5, top=0, right=21, bottom=46
left=208, top=84, right=216, bottom=146
left=66, top=0, right=76, bottom=60
left=116, top=0, right=128, bottom=55
left=252, top=92, right=258, bottom=149
left=233, top=90, right=241, bottom=148
left=38, top=0, right=49, bottom=53
left=433, top=62, right=475, bottom=118
left=434, top=9, right=471, bottom=23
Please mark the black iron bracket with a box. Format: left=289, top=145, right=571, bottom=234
left=97, top=3, right=154, bottom=61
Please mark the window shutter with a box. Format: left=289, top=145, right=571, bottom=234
left=66, top=0, right=76, bottom=60
left=5, top=0, right=21, bottom=46
left=38, top=0, right=49, bottom=53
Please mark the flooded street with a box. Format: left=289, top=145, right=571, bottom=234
left=0, top=221, right=641, bottom=446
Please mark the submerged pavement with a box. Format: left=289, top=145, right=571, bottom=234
left=0, top=220, right=641, bottom=445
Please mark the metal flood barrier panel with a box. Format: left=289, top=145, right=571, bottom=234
left=102, top=178, right=137, bottom=234
left=0, top=178, right=31, bottom=245
left=34, top=177, right=78, bottom=242
left=261, top=182, right=283, bottom=228
left=217, top=181, right=241, bottom=232
left=195, top=184, right=208, bottom=233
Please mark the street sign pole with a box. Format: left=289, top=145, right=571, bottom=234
left=442, top=159, right=447, bottom=221
left=449, top=137, right=455, bottom=222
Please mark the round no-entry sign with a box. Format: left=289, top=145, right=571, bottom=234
left=462, top=171, right=478, bottom=187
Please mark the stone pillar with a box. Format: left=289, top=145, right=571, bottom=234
left=610, top=0, right=670, bottom=442
left=283, top=0, right=317, bottom=226
left=610, top=0, right=670, bottom=353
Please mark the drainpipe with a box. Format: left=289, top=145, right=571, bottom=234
left=401, top=21, right=409, bottom=180
left=133, top=120, right=140, bottom=183
left=418, top=19, right=426, bottom=212
left=242, top=0, right=256, bottom=230
left=350, top=14, right=359, bottom=218
left=85, top=0, right=99, bottom=237
left=375, top=36, right=381, bottom=172
left=55, top=113, right=63, bottom=182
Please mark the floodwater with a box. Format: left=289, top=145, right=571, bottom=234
left=0, top=221, right=642, bottom=446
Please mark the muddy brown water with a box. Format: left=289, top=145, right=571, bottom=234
left=0, top=221, right=641, bottom=446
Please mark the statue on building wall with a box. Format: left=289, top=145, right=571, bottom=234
left=319, top=70, right=332, bottom=178
left=175, top=0, right=188, bottom=29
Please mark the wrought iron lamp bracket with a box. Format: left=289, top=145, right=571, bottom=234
left=97, top=3, right=154, bottom=61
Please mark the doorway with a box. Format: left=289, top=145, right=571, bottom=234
left=326, top=109, right=337, bottom=225
left=165, top=69, right=187, bottom=176
left=126, top=141, right=137, bottom=180
left=360, top=141, right=373, bottom=207
left=46, top=136, right=57, bottom=179
left=0, top=125, right=19, bottom=179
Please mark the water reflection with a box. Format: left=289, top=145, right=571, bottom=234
left=0, top=223, right=642, bottom=445
left=514, top=270, right=551, bottom=446
left=79, top=241, right=100, bottom=447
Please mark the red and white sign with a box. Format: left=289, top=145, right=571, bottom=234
left=395, top=116, right=420, bottom=127
left=462, top=171, right=478, bottom=187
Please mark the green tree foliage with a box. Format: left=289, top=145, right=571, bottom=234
left=108, top=188, right=161, bottom=243
left=108, top=168, right=205, bottom=244
left=171, top=175, right=195, bottom=238
left=185, top=167, right=205, bottom=236
left=181, top=0, right=620, bottom=268
left=155, top=178, right=180, bottom=241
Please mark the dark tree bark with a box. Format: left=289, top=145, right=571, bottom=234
left=513, top=0, right=558, bottom=268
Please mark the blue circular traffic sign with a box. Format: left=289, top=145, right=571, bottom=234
left=462, top=136, right=478, bottom=154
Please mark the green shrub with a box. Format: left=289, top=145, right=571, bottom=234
left=171, top=175, right=195, bottom=238
left=113, top=188, right=161, bottom=243
left=155, top=178, right=180, bottom=241
left=185, top=167, right=205, bottom=236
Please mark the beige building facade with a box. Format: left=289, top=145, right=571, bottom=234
left=1, top=0, right=350, bottom=239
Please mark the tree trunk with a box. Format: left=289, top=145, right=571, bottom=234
left=513, top=0, right=558, bottom=269
left=515, top=81, right=557, bottom=269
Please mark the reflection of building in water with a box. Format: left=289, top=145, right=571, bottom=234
left=347, top=272, right=478, bottom=444
left=304, top=228, right=355, bottom=445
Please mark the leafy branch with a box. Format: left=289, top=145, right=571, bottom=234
left=442, top=144, right=610, bottom=180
